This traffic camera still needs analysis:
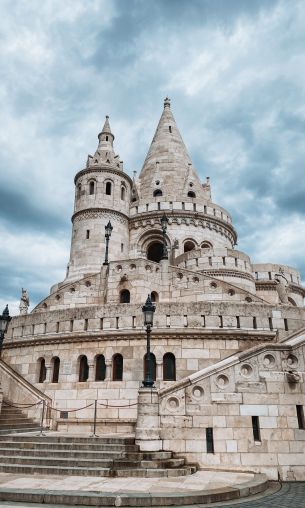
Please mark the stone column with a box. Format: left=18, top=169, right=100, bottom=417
left=88, top=362, right=95, bottom=382
left=156, top=360, right=163, bottom=381
left=45, top=364, right=52, bottom=383
left=105, top=360, right=112, bottom=381
left=135, top=387, right=162, bottom=451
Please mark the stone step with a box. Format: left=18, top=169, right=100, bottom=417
left=0, top=473, right=270, bottom=506
left=0, top=435, right=136, bottom=445
left=0, top=418, right=37, bottom=425
left=0, top=462, right=193, bottom=477
left=0, top=423, right=40, bottom=429
left=1, top=455, right=117, bottom=468
left=0, top=439, right=139, bottom=452
left=114, top=467, right=194, bottom=477
left=0, top=447, right=125, bottom=459
left=0, top=428, right=41, bottom=435
left=0, top=413, right=33, bottom=420
left=0, top=463, right=111, bottom=477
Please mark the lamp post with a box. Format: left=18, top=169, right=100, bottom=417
left=160, top=213, right=169, bottom=260
left=0, top=305, right=11, bottom=357
left=142, top=294, right=156, bottom=388
left=103, top=220, right=113, bottom=265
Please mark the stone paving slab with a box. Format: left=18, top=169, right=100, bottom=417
left=0, top=471, right=268, bottom=506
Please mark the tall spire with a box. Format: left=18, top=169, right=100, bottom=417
left=98, top=115, right=115, bottom=143
left=138, top=98, right=204, bottom=202
left=87, top=115, right=121, bottom=170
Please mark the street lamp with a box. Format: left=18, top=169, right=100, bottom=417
left=103, top=220, right=113, bottom=265
left=0, top=305, right=11, bottom=357
left=142, top=294, right=156, bottom=388
left=160, top=213, right=169, bottom=260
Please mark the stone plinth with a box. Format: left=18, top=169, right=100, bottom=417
left=135, top=387, right=162, bottom=451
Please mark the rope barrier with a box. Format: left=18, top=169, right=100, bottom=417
left=98, top=402, right=138, bottom=408
left=3, top=400, right=43, bottom=409
left=47, top=403, right=94, bottom=413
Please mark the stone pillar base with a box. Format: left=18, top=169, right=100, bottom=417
left=135, top=387, right=162, bottom=452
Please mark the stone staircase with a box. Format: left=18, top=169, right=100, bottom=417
left=0, top=401, right=41, bottom=434
left=0, top=435, right=197, bottom=477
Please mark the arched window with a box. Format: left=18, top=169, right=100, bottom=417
left=106, top=135, right=108, bottom=141
left=147, top=242, right=164, bottom=263
left=89, top=181, right=95, bottom=195
left=153, top=189, right=163, bottom=197
left=121, top=186, right=126, bottom=200
left=112, top=354, right=123, bottom=381
left=52, top=357, right=60, bottom=383
left=144, top=353, right=156, bottom=381
left=95, top=354, right=106, bottom=381
left=105, top=181, right=112, bottom=195
left=151, top=291, right=159, bottom=303
left=120, top=289, right=130, bottom=303
left=77, top=184, right=82, bottom=198
left=163, top=353, right=176, bottom=381
left=187, top=191, right=196, bottom=198
left=38, top=358, right=46, bottom=383
left=184, top=240, right=195, bottom=253
left=79, top=355, right=89, bottom=382
left=201, top=241, right=212, bottom=249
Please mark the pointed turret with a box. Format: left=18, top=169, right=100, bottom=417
left=138, top=98, right=205, bottom=202
left=87, top=116, right=121, bottom=169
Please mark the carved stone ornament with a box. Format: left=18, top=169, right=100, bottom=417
left=286, top=370, right=301, bottom=383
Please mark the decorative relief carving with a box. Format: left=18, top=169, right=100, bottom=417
left=73, top=209, right=128, bottom=225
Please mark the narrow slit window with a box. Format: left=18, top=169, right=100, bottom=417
left=169, top=126, right=172, bottom=133
left=84, top=319, right=88, bottom=331
left=253, top=317, right=257, bottom=329
left=236, top=316, right=240, bottom=329
left=284, top=318, right=288, bottom=331
left=268, top=272, right=272, bottom=280
left=296, top=405, right=305, bottom=429
left=100, top=318, right=103, bottom=330
left=70, top=320, right=73, bottom=332
left=269, top=317, right=273, bottom=330
left=86, top=230, right=90, bottom=239
left=89, top=181, right=95, bottom=195
left=252, top=416, right=261, bottom=442
left=201, top=315, right=206, bottom=327
left=206, top=427, right=214, bottom=453
left=219, top=315, right=223, bottom=328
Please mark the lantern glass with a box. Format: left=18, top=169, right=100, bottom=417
left=160, top=214, right=168, bottom=230
left=105, top=221, right=113, bottom=237
left=142, top=295, right=155, bottom=327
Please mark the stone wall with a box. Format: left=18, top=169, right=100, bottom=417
left=156, top=330, right=305, bottom=481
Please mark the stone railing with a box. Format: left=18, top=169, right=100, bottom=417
left=0, top=359, right=53, bottom=427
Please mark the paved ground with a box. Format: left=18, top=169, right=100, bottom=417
left=0, top=483, right=304, bottom=508
left=207, top=482, right=305, bottom=507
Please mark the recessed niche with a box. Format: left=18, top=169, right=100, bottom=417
left=240, top=363, right=253, bottom=378
left=192, top=386, right=204, bottom=399
left=167, top=397, right=179, bottom=411
left=263, top=354, right=276, bottom=368
left=216, top=374, right=229, bottom=388
left=287, top=354, right=298, bottom=368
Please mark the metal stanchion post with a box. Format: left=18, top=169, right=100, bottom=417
left=90, top=399, right=98, bottom=438
left=39, top=400, right=46, bottom=436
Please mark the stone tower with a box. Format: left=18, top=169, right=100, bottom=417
left=66, top=117, right=132, bottom=281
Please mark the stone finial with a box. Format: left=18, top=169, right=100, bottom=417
left=19, top=288, right=29, bottom=315
left=164, top=96, right=171, bottom=108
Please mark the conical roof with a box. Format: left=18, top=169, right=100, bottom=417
left=138, top=98, right=204, bottom=202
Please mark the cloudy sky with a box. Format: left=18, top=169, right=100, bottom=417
left=1, top=0, right=305, bottom=315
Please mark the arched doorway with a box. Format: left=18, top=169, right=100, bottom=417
left=147, top=242, right=164, bottom=263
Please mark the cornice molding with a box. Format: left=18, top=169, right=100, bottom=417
left=129, top=210, right=237, bottom=244
left=4, top=329, right=276, bottom=350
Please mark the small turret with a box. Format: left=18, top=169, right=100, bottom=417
left=66, top=117, right=132, bottom=281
